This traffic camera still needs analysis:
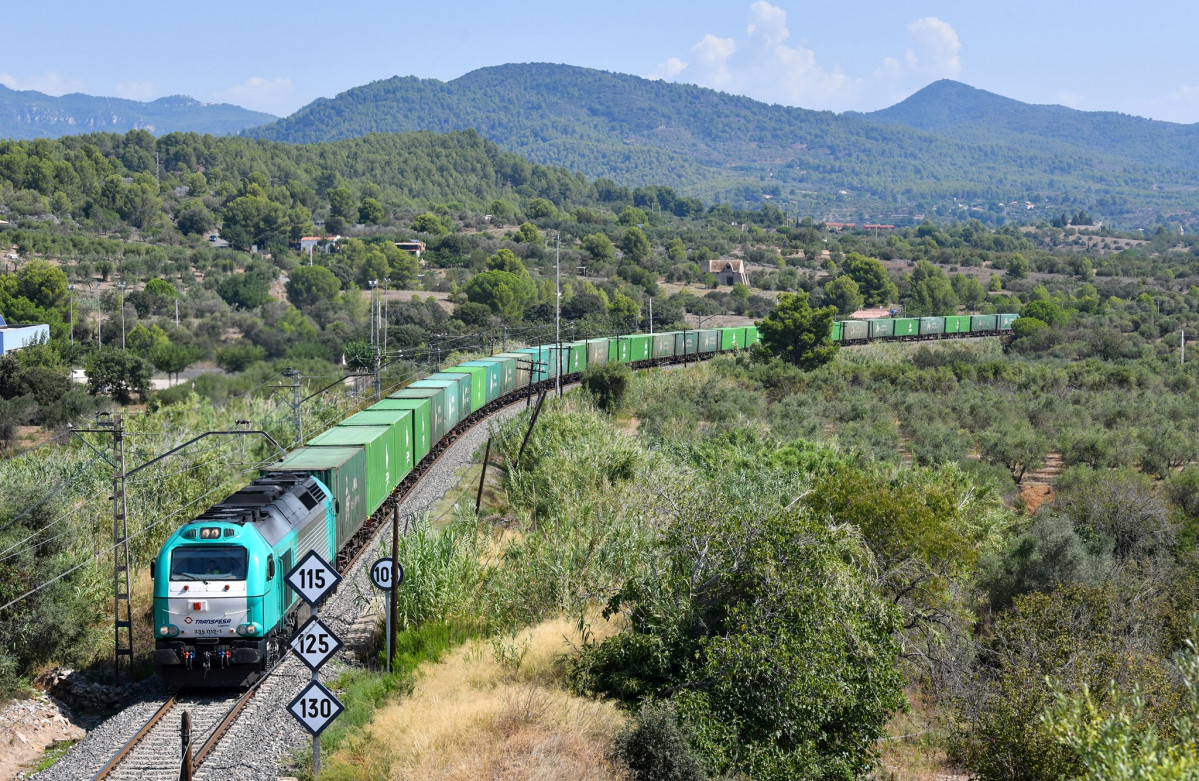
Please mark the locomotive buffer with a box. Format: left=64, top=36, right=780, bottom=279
left=284, top=550, right=344, bottom=775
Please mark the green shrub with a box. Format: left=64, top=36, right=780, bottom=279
left=582, top=362, right=632, bottom=412
left=614, top=700, right=706, bottom=781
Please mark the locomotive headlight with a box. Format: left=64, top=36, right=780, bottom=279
left=166, top=624, right=180, bottom=637
left=236, top=623, right=259, bottom=637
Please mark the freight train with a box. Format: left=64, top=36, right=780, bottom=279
left=151, top=315, right=1017, bottom=686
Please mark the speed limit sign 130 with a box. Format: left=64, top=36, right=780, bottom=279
left=370, top=558, right=404, bottom=591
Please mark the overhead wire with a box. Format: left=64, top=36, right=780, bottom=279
left=0, top=461, right=272, bottom=614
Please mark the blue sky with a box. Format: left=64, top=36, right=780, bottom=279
left=4, top=1, right=1198, bottom=123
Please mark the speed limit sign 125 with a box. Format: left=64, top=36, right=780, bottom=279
left=370, top=558, right=404, bottom=591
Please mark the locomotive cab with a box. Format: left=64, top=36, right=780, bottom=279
left=153, top=474, right=333, bottom=687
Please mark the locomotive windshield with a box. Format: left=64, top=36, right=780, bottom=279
left=169, top=545, right=247, bottom=580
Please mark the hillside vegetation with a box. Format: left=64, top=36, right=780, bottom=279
left=248, top=63, right=1199, bottom=226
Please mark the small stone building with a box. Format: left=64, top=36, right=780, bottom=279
left=705, top=258, right=750, bottom=286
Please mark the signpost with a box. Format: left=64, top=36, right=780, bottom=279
left=369, top=555, right=404, bottom=672
left=289, top=616, right=342, bottom=672
left=285, top=551, right=342, bottom=776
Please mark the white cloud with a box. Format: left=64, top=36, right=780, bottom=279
left=650, top=4, right=964, bottom=112
left=114, top=81, right=156, bottom=102
left=905, top=17, right=961, bottom=78
left=1129, top=85, right=1199, bottom=124
left=0, top=70, right=86, bottom=96
left=214, top=76, right=293, bottom=113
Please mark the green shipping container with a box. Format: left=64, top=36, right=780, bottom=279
left=842, top=320, right=868, bottom=340
left=970, top=315, right=998, bottom=332
left=270, top=446, right=367, bottom=552
left=561, top=342, right=586, bottom=374
left=458, top=360, right=505, bottom=405
left=719, top=327, right=744, bottom=350
left=390, top=387, right=451, bottom=444
left=831, top=322, right=844, bottom=341
left=893, top=318, right=919, bottom=337
left=371, top=398, right=430, bottom=463
left=745, top=326, right=760, bottom=347
left=627, top=335, right=651, bottom=362
left=999, top=313, right=1018, bottom=329
left=675, top=331, right=699, bottom=357
left=869, top=318, right=895, bottom=339
left=512, top=348, right=547, bottom=382
left=919, top=317, right=945, bottom=336
left=697, top=330, right=719, bottom=352
left=652, top=333, right=676, bottom=359
left=614, top=337, right=632, bottom=363
left=944, top=315, right=971, bottom=334
left=306, top=426, right=396, bottom=520
left=585, top=339, right=610, bottom=366
left=444, top=365, right=487, bottom=411
left=407, top=380, right=464, bottom=433
left=339, top=409, right=414, bottom=479
left=494, top=353, right=531, bottom=390
left=421, top=373, right=472, bottom=419
left=474, top=356, right=517, bottom=396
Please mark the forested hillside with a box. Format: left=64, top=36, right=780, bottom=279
left=864, top=79, right=1199, bottom=171
left=248, top=63, right=1199, bottom=227
left=0, top=85, right=275, bottom=139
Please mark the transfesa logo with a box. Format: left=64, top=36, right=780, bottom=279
left=184, top=616, right=193, bottom=624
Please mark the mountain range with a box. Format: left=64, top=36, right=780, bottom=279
left=0, top=85, right=274, bottom=139
left=4, top=64, right=1198, bottom=226
left=246, top=64, right=1199, bottom=225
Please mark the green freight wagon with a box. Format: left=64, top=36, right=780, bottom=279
left=831, top=321, right=845, bottom=341
left=919, top=317, right=945, bottom=336
left=745, top=326, right=760, bottom=348
left=456, top=360, right=506, bottom=406
left=674, top=330, right=699, bottom=358
left=893, top=318, right=918, bottom=337
left=585, top=339, right=610, bottom=366
left=371, top=398, right=430, bottom=463
left=270, top=446, right=367, bottom=551
left=999, top=313, right=1018, bottom=330
left=652, top=333, right=676, bottom=359
left=476, top=355, right=517, bottom=396
left=443, top=365, right=487, bottom=411
left=338, top=409, right=414, bottom=479
left=415, top=373, right=471, bottom=422
left=869, top=318, right=895, bottom=339
left=719, top=327, right=745, bottom=350
left=970, top=315, right=998, bottom=333
left=512, top=348, right=548, bottom=382
left=626, top=334, right=651, bottom=362
left=563, top=342, right=587, bottom=374
left=390, top=387, right=451, bottom=444
left=842, top=320, right=868, bottom=341
left=306, top=425, right=397, bottom=519
left=944, top=315, right=970, bottom=334
left=697, top=329, right=720, bottom=353
left=495, top=352, right=532, bottom=390
left=614, top=337, right=633, bottom=363
left=406, top=380, right=463, bottom=434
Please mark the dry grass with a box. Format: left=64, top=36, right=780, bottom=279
left=871, top=691, right=968, bottom=781
left=320, top=616, right=629, bottom=781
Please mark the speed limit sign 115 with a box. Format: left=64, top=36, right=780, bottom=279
left=370, top=558, right=404, bottom=591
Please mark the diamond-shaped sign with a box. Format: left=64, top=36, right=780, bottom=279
left=285, top=550, right=341, bottom=606
left=287, top=679, right=344, bottom=736
left=289, top=615, right=342, bottom=671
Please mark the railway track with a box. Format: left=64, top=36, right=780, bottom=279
left=84, top=388, right=550, bottom=780
left=89, top=690, right=243, bottom=780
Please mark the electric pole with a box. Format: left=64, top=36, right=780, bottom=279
left=281, top=368, right=302, bottom=448
left=116, top=281, right=127, bottom=349
left=555, top=233, right=561, bottom=398
left=103, top=412, right=133, bottom=678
